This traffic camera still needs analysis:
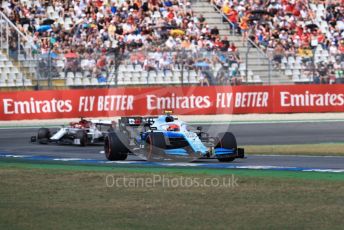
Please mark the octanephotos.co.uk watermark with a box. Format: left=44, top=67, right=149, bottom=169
left=105, top=174, right=239, bottom=188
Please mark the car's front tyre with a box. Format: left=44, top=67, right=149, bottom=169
left=145, top=132, right=166, bottom=161
left=104, top=132, right=129, bottom=161
left=216, top=132, right=237, bottom=162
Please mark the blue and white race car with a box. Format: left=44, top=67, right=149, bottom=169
left=104, top=114, right=244, bottom=162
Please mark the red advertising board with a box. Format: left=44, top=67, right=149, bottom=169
left=0, top=85, right=343, bottom=120
left=273, top=84, right=344, bottom=113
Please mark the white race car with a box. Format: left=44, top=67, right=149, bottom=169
left=32, top=118, right=116, bottom=146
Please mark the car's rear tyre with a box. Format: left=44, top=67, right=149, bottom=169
left=37, top=128, right=50, bottom=144
left=104, top=132, right=129, bottom=161
left=145, top=132, right=166, bottom=161
left=76, top=130, right=88, bottom=146
left=216, top=132, right=237, bottom=162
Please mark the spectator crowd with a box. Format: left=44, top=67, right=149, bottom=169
left=0, top=0, right=343, bottom=84
left=216, top=0, right=344, bottom=83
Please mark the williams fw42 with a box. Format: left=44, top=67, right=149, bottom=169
left=104, top=114, right=244, bottom=162
left=31, top=118, right=116, bottom=146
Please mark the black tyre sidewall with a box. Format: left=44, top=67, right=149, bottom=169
left=37, top=128, right=50, bottom=144
left=105, top=132, right=129, bottom=161
left=145, top=132, right=166, bottom=161
left=217, top=132, right=237, bottom=162
left=76, top=130, right=88, bottom=146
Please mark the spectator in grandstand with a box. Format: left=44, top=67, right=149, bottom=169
left=210, top=26, right=220, bottom=40
left=318, top=62, right=330, bottom=83
left=159, top=53, right=174, bottom=76
left=225, top=3, right=239, bottom=33
left=197, top=14, right=206, bottom=28
left=143, top=57, right=158, bottom=74
left=272, top=42, right=284, bottom=67
left=182, top=54, right=195, bottom=70
left=328, top=69, right=337, bottom=84
left=228, top=42, right=240, bottom=59
left=64, top=55, right=80, bottom=78
left=96, top=55, right=108, bottom=73
left=130, top=50, right=146, bottom=70
left=97, top=73, right=107, bottom=84
left=199, top=70, right=210, bottom=86
left=227, top=52, right=240, bottom=67
left=302, top=62, right=315, bottom=82
left=8, top=40, right=18, bottom=60
left=216, top=65, right=231, bottom=85
left=213, top=37, right=223, bottom=50
left=339, top=40, right=344, bottom=61
left=195, top=58, right=213, bottom=86
left=81, top=55, right=96, bottom=74
left=220, top=36, right=230, bottom=51
left=334, top=57, right=344, bottom=78
left=239, top=12, right=249, bottom=45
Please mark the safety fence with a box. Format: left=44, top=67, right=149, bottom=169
left=34, top=48, right=249, bottom=87
left=0, top=11, right=35, bottom=60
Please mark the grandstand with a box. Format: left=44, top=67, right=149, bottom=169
left=213, top=0, right=344, bottom=84
left=0, top=0, right=343, bottom=88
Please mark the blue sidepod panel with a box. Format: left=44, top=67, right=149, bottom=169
left=164, top=131, right=208, bottom=155
left=214, top=148, right=236, bottom=155
left=164, top=148, right=189, bottom=156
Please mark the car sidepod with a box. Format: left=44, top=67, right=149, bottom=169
left=163, top=131, right=207, bottom=158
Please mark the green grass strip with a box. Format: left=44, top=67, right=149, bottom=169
left=0, top=159, right=343, bottom=181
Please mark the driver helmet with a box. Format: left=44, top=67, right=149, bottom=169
left=167, top=124, right=180, bottom=131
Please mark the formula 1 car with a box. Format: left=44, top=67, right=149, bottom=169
left=104, top=114, right=244, bottom=162
left=31, top=118, right=116, bottom=146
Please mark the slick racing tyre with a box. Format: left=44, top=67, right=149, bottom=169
left=104, top=132, right=129, bottom=161
left=37, top=128, right=51, bottom=144
left=76, top=130, right=88, bottom=146
left=145, top=132, right=166, bottom=161
left=216, top=132, right=237, bottom=162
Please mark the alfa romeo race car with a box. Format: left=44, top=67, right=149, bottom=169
left=104, top=114, right=244, bottom=162
left=32, top=118, right=116, bottom=146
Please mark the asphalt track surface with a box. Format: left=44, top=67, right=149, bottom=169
left=0, top=122, right=344, bottom=170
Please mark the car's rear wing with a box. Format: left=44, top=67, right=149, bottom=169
left=90, top=119, right=114, bottom=125
left=119, top=117, right=158, bottom=127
